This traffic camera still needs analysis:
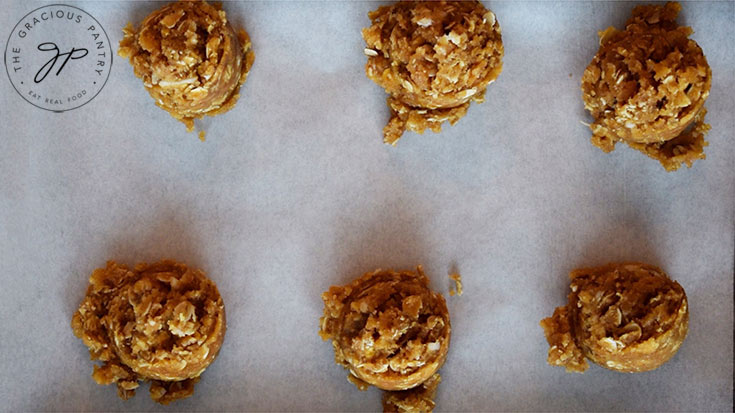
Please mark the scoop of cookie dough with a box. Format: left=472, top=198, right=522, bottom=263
left=581, top=1, right=711, bottom=171
left=540, top=263, right=688, bottom=373
left=363, top=1, right=503, bottom=145
left=71, top=260, right=226, bottom=404
left=118, top=0, right=255, bottom=133
left=320, top=267, right=451, bottom=392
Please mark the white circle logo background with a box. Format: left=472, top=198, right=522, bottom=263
left=4, top=4, right=112, bottom=112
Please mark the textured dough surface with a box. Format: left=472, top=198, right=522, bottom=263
left=71, top=260, right=226, bottom=404
left=382, top=373, right=441, bottom=413
left=581, top=1, right=711, bottom=171
left=118, top=0, right=255, bottom=132
left=320, top=267, right=450, bottom=394
left=541, top=262, right=688, bottom=373
left=363, top=0, right=503, bottom=145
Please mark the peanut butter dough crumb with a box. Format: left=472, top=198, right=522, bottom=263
left=626, top=107, right=710, bottom=171
left=347, top=374, right=371, bottom=391
left=539, top=306, right=589, bottom=373
left=71, top=260, right=226, bottom=403
left=540, top=263, right=688, bottom=373
left=383, top=374, right=441, bottom=413
left=320, top=266, right=451, bottom=410
left=118, top=0, right=255, bottom=135
left=449, top=273, right=462, bottom=297
left=150, top=378, right=199, bottom=405
left=363, top=1, right=503, bottom=145
left=581, top=2, right=711, bottom=171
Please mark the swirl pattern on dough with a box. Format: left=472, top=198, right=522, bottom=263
left=581, top=2, right=711, bottom=171
left=118, top=0, right=255, bottom=133
left=72, top=260, right=226, bottom=404
left=541, top=262, right=688, bottom=373
left=363, top=1, right=503, bottom=145
left=320, top=267, right=451, bottom=392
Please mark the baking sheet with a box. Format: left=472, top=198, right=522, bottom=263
left=0, top=1, right=733, bottom=411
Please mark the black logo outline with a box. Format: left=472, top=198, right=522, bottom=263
left=4, top=4, right=113, bottom=113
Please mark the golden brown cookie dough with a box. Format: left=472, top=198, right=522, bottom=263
left=581, top=2, right=711, bottom=171
left=320, top=267, right=450, bottom=411
left=118, top=0, right=255, bottom=133
left=71, top=260, right=226, bottom=404
left=382, top=373, right=441, bottom=413
left=540, top=263, right=688, bottom=373
left=363, top=1, right=503, bottom=145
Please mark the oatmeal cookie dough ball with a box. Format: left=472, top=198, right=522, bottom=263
left=363, top=1, right=503, bottom=145
left=71, top=260, right=226, bottom=404
left=540, top=263, right=688, bottom=373
left=581, top=2, right=711, bottom=171
left=118, top=0, right=255, bottom=134
left=320, top=267, right=451, bottom=393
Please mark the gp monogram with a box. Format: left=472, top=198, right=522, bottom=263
left=4, top=4, right=112, bottom=112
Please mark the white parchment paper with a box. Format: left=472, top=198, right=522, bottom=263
left=0, top=1, right=733, bottom=411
